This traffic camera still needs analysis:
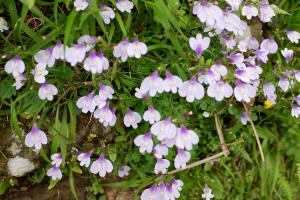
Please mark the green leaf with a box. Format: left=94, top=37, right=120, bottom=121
left=68, top=100, right=76, bottom=144
left=69, top=169, right=79, bottom=200
left=10, top=102, right=23, bottom=143
left=21, top=0, right=35, bottom=9
left=51, top=106, right=60, bottom=155
left=64, top=9, right=77, bottom=45
left=48, top=179, right=60, bottom=190
left=115, top=13, right=127, bottom=37
left=271, top=5, right=291, bottom=15
left=60, top=107, right=69, bottom=161
left=0, top=179, right=11, bottom=195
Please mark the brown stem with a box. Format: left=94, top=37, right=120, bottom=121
left=242, top=102, right=265, bottom=162
left=214, top=114, right=229, bottom=156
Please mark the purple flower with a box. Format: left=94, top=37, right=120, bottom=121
left=4, top=55, right=25, bottom=77
left=113, top=38, right=129, bottom=62
left=202, top=184, right=214, bottom=200
left=25, top=124, right=47, bottom=152
left=161, top=137, right=176, bottom=148
left=99, top=5, right=115, bottom=24
left=221, top=36, right=236, bottom=49
left=38, top=83, right=58, bottom=101
left=51, top=153, right=62, bottom=167
left=207, top=80, right=233, bottom=101
left=294, top=95, right=300, bottom=105
left=32, top=63, right=48, bottom=83
left=242, top=4, right=258, bottom=20
left=13, top=73, right=26, bottom=90
left=281, top=48, right=293, bottom=63
left=175, top=126, right=199, bottom=150
left=241, top=112, right=250, bottom=125
left=116, top=0, right=134, bottom=13
left=74, top=0, right=89, bottom=11
left=77, top=150, right=93, bottom=167
left=234, top=81, right=257, bottom=102
left=171, top=179, right=184, bottom=198
left=193, top=2, right=223, bottom=27
left=83, top=51, right=107, bottom=74
left=52, top=41, right=65, bottom=60
left=103, top=108, right=117, bottom=127
left=254, top=50, right=268, bottom=63
left=189, top=33, right=210, bottom=57
left=78, top=35, right=98, bottom=51
left=140, top=71, right=164, bottom=97
left=286, top=30, right=300, bottom=44
left=153, top=144, right=168, bottom=159
left=94, top=104, right=113, bottom=124
left=210, top=61, right=227, bottom=77
left=259, top=4, right=275, bottom=23
left=134, top=87, right=148, bottom=99
left=260, top=38, right=278, bottom=54
left=295, top=71, right=300, bottom=83
left=291, top=106, right=300, bottom=118
left=225, top=0, right=242, bottom=11
left=127, top=39, right=147, bottom=58
left=278, top=76, right=290, bottom=92
left=98, top=84, right=114, bottom=100
left=76, top=92, right=96, bottom=113
left=34, top=48, right=55, bottom=67
left=124, top=109, right=142, bottom=129
left=163, top=71, right=183, bottom=93
left=90, top=154, right=113, bottom=177
left=47, top=166, right=62, bottom=181
left=178, top=76, right=205, bottom=102
left=263, top=82, right=277, bottom=103
left=65, top=44, right=86, bottom=66
left=154, top=158, right=170, bottom=174
left=118, top=165, right=131, bottom=177
left=143, top=106, right=161, bottom=124
left=174, top=149, right=191, bottom=169
left=228, top=53, right=244, bottom=66
left=134, top=132, right=153, bottom=153
left=141, top=185, right=161, bottom=200
left=151, top=118, right=177, bottom=141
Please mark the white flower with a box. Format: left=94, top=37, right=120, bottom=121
left=74, top=0, right=89, bottom=11
left=13, top=73, right=26, bottom=90
left=225, top=0, right=242, bottom=11
left=286, top=30, right=300, bottom=44
left=76, top=93, right=96, bottom=113
left=90, top=154, right=113, bottom=177
left=5, top=55, right=25, bottom=77
left=127, top=39, right=147, bottom=58
left=116, top=0, right=134, bottom=13
left=154, top=158, right=170, bottom=174
left=0, top=17, right=9, bottom=32
left=99, top=5, right=115, bottom=24
left=151, top=118, right=177, bottom=141
left=153, top=144, right=168, bottom=159
left=94, top=105, right=114, bottom=125
left=163, top=71, right=183, bottom=93
left=174, top=149, right=191, bottom=169
left=98, top=84, right=114, bottom=100
left=259, top=4, right=275, bottom=23
left=134, top=132, right=153, bottom=153
left=118, top=165, right=131, bottom=177
left=140, top=71, right=164, bottom=97
left=242, top=4, right=258, bottom=20
left=189, top=33, right=210, bottom=57
left=260, top=38, right=278, bottom=54
left=143, top=106, right=161, bottom=124
left=38, top=83, right=58, bottom=101
left=124, top=109, right=142, bottom=129
left=83, top=51, right=108, bottom=74
left=34, top=48, right=55, bottom=67
left=178, top=76, right=205, bottom=102
left=52, top=42, right=65, bottom=60
left=32, top=63, right=48, bottom=83
left=78, top=35, right=98, bottom=51
left=113, top=38, right=130, bottom=62
left=47, top=166, right=62, bottom=181
left=65, top=44, right=87, bottom=66
left=202, top=185, right=214, bottom=200
left=175, top=126, right=199, bottom=150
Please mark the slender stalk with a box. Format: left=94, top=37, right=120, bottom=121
left=242, top=102, right=265, bottom=162
left=166, top=150, right=229, bottom=175
left=214, top=114, right=229, bottom=156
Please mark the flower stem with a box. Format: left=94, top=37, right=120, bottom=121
left=242, top=102, right=265, bottom=162
left=214, top=114, right=229, bottom=156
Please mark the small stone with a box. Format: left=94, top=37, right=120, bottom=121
left=7, top=156, right=35, bottom=177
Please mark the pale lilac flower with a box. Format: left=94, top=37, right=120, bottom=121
left=92, top=95, right=106, bottom=109
left=228, top=53, right=244, bottom=67
left=225, top=0, right=242, bottom=11
left=134, top=132, right=154, bottom=153
left=211, top=61, right=227, bottom=77
left=161, top=137, right=176, bottom=148
left=220, top=12, right=248, bottom=36
left=118, top=165, right=131, bottom=177
left=52, top=42, right=65, bottom=60
left=242, top=4, right=258, bottom=20
left=294, top=95, right=300, bottom=105
left=203, top=112, right=210, bottom=118
left=295, top=71, right=300, bottom=83
left=124, top=109, right=142, bottom=129
left=32, top=63, right=48, bottom=83
left=259, top=4, right=275, bottom=23
left=221, top=36, right=236, bottom=49
left=141, top=185, right=161, bottom=200
left=292, top=106, right=300, bottom=118
left=175, top=126, right=199, bottom=150
left=78, top=35, right=98, bottom=51
left=234, top=81, right=257, bottom=102
left=97, top=84, right=114, bottom=100
left=76, top=93, right=96, bottom=113
left=260, top=38, right=278, bottom=54
left=286, top=30, right=300, bottom=44
left=83, top=51, right=105, bottom=74
left=127, top=39, right=147, bottom=58
left=74, top=0, right=89, bottom=11
left=103, top=109, right=117, bottom=127
left=5, top=55, right=25, bottom=77
left=51, top=153, right=62, bottom=167
left=206, top=69, right=220, bottom=85
left=151, top=118, right=177, bottom=141
left=77, top=150, right=93, bottom=167
left=198, top=70, right=209, bottom=85
left=13, top=73, right=26, bottom=90
left=202, top=185, right=214, bottom=200
left=263, top=82, right=277, bottom=103
left=254, top=50, right=268, bottom=63
left=207, top=80, right=233, bottom=101
left=140, top=71, right=164, bottom=97
left=94, top=104, right=113, bottom=124
left=99, top=5, right=115, bottom=24
left=153, top=144, right=168, bottom=159
left=189, top=33, right=210, bottom=57
left=65, top=44, right=86, bottom=66
left=163, top=71, right=183, bottom=93
left=34, top=48, right=55, bottom=67
left=25, top=124, right=47, bottom=152
left=0, top=17, right=9, bottom=32
left=38, top=83, right=58, bottom=101
left=193, top=2, right=223, bottom=27
left=238, top=37, right=259, bottom=52
left=143, top=106, right=161, bottom=124
left=281, top=48, right=293, bottom=63
left=47, top=166, right=62, bottom=181
left=90, top=154, right=113, bottom=177
left=171, top=179, right=184, bottom=198
left=113, top=38, right=129, bottom=62
left=134, top=87, right=148, bottom=99
left=154, top=158, right=170, bottom=174
left=174, top=149, right=191, bottom=169
left=178, top=76, right=205, bottom=102
left=241, top=112, right=249, bottom=125
left=278, top=76, right=290, bottom=92
left=116, top=0, right=134, bottom=13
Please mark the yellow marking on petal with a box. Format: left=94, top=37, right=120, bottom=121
left=264, top=100, right=273, bottom=109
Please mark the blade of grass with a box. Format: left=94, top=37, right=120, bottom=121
left=69, top=169, right=78, bottom=200
left=51, top=106, right=60, bottom=154
left=10, top=102, right=23, bottom=143
left=115, top=13, right=127, bottom=37
left=60, top=106, right=69, bottom=162
left=68, top=100, right=76, bottom=144
left=64, top=9, right=77, bottom=45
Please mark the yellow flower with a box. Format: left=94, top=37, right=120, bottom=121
left=264, top=100, right=273, bottom=109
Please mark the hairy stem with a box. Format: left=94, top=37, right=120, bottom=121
left=214, top=114, right=229, bottom=156
left=242, top=102, right=265, bottom=162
